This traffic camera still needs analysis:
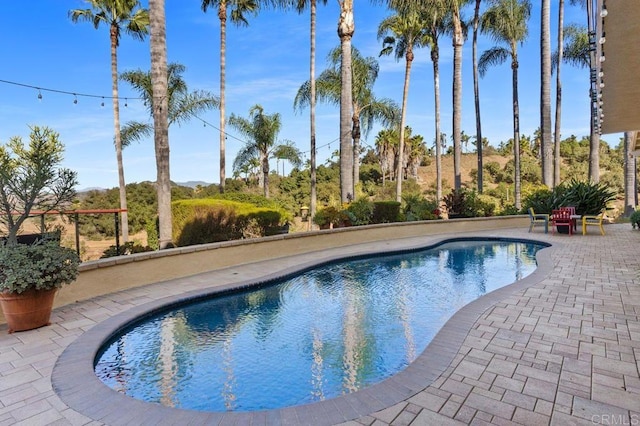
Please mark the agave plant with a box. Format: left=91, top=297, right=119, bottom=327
left=523, top=179, right=616, bottom=216
left=560, top=179, right=617, bottom=215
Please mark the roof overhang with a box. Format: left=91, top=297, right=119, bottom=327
left=600, top=0, right=640, bottom=137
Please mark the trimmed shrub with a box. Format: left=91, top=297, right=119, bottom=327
left=372, top=201, right=401, bottom=223
left=172, top=199, right=285, bottom=246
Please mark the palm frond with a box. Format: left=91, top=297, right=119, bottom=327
left=478, top=46, right=510, bottom=77
left=120, top=121, right=152, bottom=148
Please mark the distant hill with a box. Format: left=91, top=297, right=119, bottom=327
left=78, top=180, right=214, bottom=193
left=176, top=180, right=213, bottom=189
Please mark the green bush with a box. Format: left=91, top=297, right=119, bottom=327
left=172, top=199, right=285, bottom=246
left=101, top=241, right=154, bottom=258
left=402, top=194, right=439, bottom=221
left=346, top=198, right=374, bottom=225
left=630, top=209, right=640, bottom=229
left=313, top=206, right=351, bottom=228
left=372, top=201, right=401, bottom=223
left=561, top=179, right=617, bottom=215
left=523, top=179, right=616, bottom=215
left=443, top=188, right=495, bottom=218
left=0, top=242, right=80, bottom=294
left=146, top=221, right=159, bottom=251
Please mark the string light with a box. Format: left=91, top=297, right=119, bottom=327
left=0, top=78, right=143, bottom=102
left=4, top=77, right=345, bottom=161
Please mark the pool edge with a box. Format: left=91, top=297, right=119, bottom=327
left=51, top=235, right=557, bottom=426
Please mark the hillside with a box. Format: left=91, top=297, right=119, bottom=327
left=418, top=154, right=510, bottom=190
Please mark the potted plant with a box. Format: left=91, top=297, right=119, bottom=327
left=0, top=126, right=79, bottom=333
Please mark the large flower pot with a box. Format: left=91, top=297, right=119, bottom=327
left=0, top=288, right=57, bottom=333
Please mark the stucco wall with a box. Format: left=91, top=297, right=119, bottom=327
left=1, top=216, right=529, bottom=326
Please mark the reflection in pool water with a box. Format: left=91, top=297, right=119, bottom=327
left=95, top=239, right=545, bottom=412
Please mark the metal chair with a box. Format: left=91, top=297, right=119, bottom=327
left=528, top=207, right=549, bottom=233
left=582, top=213, right=605, bottom=235
left=551, top=209, right=573, bottom=235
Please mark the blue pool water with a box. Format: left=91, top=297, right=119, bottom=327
left=95, top=239, right=545, bottom=412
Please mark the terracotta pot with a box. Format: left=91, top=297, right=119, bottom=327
left=0, top=288, right=57, bottom=333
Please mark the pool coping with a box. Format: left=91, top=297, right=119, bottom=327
left=51, top=235, right=557, bottom=426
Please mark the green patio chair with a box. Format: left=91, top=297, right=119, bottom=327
left=528, top=207, right=549, bottom=233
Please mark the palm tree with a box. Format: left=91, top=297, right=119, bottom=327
left=294, top=47, right=398, bottom=188
left=272, top=141, right=304, bottom=176
left=420, top=2, right=448, bottom=205
left=624, top=132, right=637, bottom=216
left=472, top=0, right=484, bottom=193
left=559, top=24, right=589, bottom=68
left=553, top=0, right=565, bottom=186
left=378, top=9, right=429, bottom=202
left=479, top=0, right=531, bottom=210
left=558, top=22, right=604, bottom=184
left=69, top=0, right=149, bottom=245
left=375, top=128, right=397, bottom=184
left=540, top=0, right=553, bottom=186
left=403, top=127, right=428, bottom=180
left=149, top=0, right=171, bottom=248
left=118, top=63, right=219, bottom=145
left=201, top=0, right=259, bottom=194
left=338, top=0, right=355, bottom=203
left=292, top=0, right=329, bottom=228
left=450, top=0, right=467, bottom=191
left=229, top=105, right=301, bottom=198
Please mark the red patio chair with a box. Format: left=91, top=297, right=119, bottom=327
left=552, top=209, right=573, bottom=235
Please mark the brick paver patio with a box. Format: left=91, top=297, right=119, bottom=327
left=1, top=224, right=638, bottom=425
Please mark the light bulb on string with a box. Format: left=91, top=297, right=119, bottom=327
left=73, top=94, right=78, bottom=105
left=37, top=90, right=42, bottom=101
left=101, top=97, right=105, bottom=107
left=124, top=98, right=128, bottom=108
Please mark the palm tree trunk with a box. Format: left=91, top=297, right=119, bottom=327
left=541, top=0, right=553, bottom=186
left=472, top=0, right=483, bottom=193
left=262, top=153, right=269, bottom=198
left=554, top=0, right=564, bottom=187
left=624, top=131, right=636, bottom=216
left=352, top=110, right=361, bottom=188
left=586, top=0, right=599, bottom=183
left=452, top=6, right=463, bottom=191
left=219, top=1, right=227, bottom=193
left=396, top=52, right=413, bottom=203
left=310, top=0, right=317, bottom=228
left=338, top=0, right=355, bottom=203
left=150, top=0, right=172, bottom=249
left=512, top=51, right=521, bottom=210
left=110, top=24, right=129, bottom=244
left=432, top=48, right=442, bottom=205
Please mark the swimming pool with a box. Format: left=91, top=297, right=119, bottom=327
left=93, top=238, right=546, bottom=412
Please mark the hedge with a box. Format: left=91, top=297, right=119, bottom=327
left=172, top=199, right=285, bottom=246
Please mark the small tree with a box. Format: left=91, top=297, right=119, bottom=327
left=0, top=126, right=78, bottom=246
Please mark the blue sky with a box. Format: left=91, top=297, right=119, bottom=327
left=0, top=1, right=611, bottom=190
